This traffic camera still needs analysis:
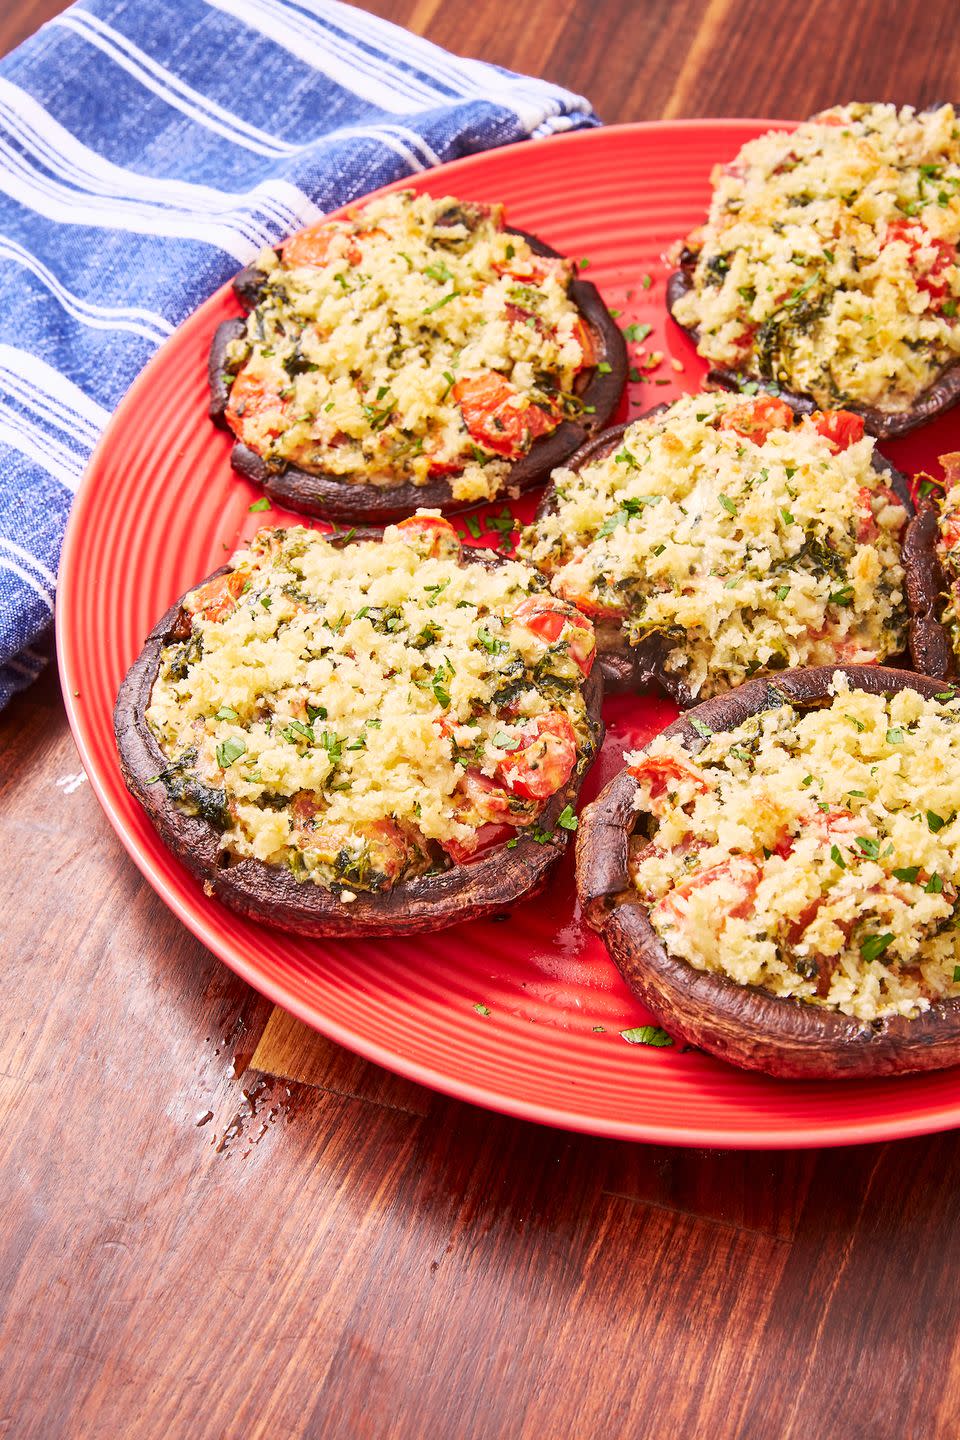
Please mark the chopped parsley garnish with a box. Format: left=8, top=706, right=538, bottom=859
left=557, top=805, right=578, bottom=831
left=248, top=496, right=272, bottom=512
left=282, top=720, right=315, bottom=745
left=928, top=810, right=947, bottom=833
left=830, top=844, right=846, bottom=868
left=215, top=705, right=239, bottom=721
left=477, top=625, right=506, bottom=653
left=690, top=718, right=712, bottom=740
left=860, top=932, right=894, bottom=963
left=886, top=727, right=905, bottom=745
left=320, top=731, right=343, bottom=765
left=775, top=584, right=791, bottom=601
left=718, top=493, right=738, bottom=516
left=597, top=360, right=612, bottom=374
left=596, top=494, right=661, bottom=537
left=926, top=873, right=944, bottom=893
left=422, top=290, right=459, bottom=315
left=893, top=866, right=920, bottom=884
left=216, top=736, right=246, bottom=769
left=620, top=1025, right=673, bottom=1047
left=829, top=584, right=855, bottom=607
left=855, top=836, right=880, bottom=860
left=473, top=1002, right=491, bottom=1017
left=623, top=322, right=653, bottom=343
left=780, top=508, right=795, bottom=526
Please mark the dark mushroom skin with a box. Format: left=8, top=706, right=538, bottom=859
left=533, top=409, right=920, bottom=704
left=667, top=253, right=960, bottom=440
left=577, top=663, right=960, bottom=1079
left=904, top=499, right=955, bottom=679
left=114, top=549, right=604, bottom=939
left=209, top=228, right=627, bottom=525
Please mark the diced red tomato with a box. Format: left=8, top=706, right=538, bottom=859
left=395, top=514, right=462, bottom=561
left=573, top=317, right=596, bottom=369
left=186, top=570, right=247, bottom=624
left=731, top=325, right=757, bottom=352
left=851, top=481, right=904, bottom=542
left=552, top=578, right=628, bottom=621
left=716, top=395, right=795, bottom=444
left=282, top=221, right=362, bottom=269
left=941, top=508, right=960, bottom=553
left=511, top=595, right=596, bottom=676
left=942, top=452, right=960, bottom=488
left=495, top=253, right=568, bottom=287
left=442, top=822, right=516, bottom=865
left=224, top=370, right=286, bottom=446
left=453, top=768, right=535, bottom=827
left=453, top=372, right=555, bottom=458
left=497, top=712, right=578, bottom=801
left=811, top=409, right=865, bottom=451
left=855, top=485, right=879, bottom=542
left=883, top=219, right=957, bottom=305
left=654, top=857, right=761, bottom=927
left=629, top=755, right=711, bottom=811
left=505, top=302, right=544, bottom=335
left=289, top=800, right=415, bottom=884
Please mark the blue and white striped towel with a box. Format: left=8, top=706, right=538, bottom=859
left=0, top=0, right=598, bottom=709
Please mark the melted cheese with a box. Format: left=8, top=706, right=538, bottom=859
left=519, top=391, right=907, bottom=699
left=672, top=103, right=960, bottom=411
left=627, top=674, right=960, bottom=1021
left=223, top=191, right=589, bottom=502
left=146, top=522, right=595, bottom=891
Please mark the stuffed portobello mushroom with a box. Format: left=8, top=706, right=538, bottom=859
left=519, top=390, right=917, bottom=705
left=115, top=515, right=603, bottom=937
left=906, top=450, right=960, bottom=678
left=209, top=190, right=626, bottom=522
left=667, top=103, right=960, bottom=437
left=578, top=665, right=960, bottom=1078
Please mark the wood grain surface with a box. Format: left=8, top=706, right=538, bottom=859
left=5, top=2, right=960, bottom=1437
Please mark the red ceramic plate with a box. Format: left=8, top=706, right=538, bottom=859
left=58, top=121, right=960, bottom=1148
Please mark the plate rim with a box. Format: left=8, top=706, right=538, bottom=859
left=56, top=116, right=960, bottom=1149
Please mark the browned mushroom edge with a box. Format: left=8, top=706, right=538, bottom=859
left=532, top=408, right=932, bottom=705
left=207, top=228, right=627, bottom=524
left=114, top=548, right=605, bottom=938
left=904, top=498, right=956, bottom=679
left=666, top=259, right=960, bottom=440
left=576, top=663, right=960, bottom=1078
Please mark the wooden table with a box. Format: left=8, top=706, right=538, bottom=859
left=4, top=2, right=960, bottom=1435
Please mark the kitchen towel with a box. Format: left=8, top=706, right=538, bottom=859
left=0, top=0, right=597, bottom=708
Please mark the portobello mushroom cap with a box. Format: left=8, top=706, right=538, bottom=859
left=532, top=410, right=921, bottom=704
left=208, top=228, right=627, bottom=524
left=577, top=663, right=960, bottom=1079
left=114, top=548, right=605, bottom=938
left=666, top=256, right=960, bottom=440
